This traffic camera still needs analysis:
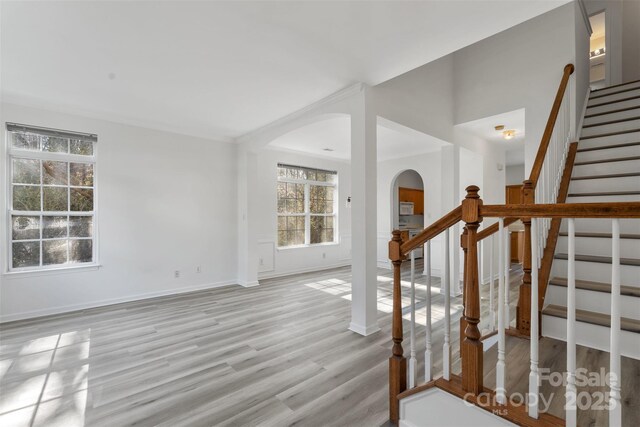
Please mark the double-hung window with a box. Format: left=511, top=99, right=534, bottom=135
left=277, top=164, right=337, bottom=248
left=7, top=123, right=97, bottom=271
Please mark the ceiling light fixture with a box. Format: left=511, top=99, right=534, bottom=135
left=323, top=148, right=334, bottom=152
left=503, top=130, right=516, bottom=140
left=590, top=47, right=606, bottom=58
left=494, top=125, right=505, bottom=131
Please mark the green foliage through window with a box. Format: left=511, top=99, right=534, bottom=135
left=277, top=164, right=337, bottom=248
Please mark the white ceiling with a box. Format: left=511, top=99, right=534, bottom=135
left=455, top=108, right=526, bottom=166
left=267, top=116, right=448, bottom=162
left=1, top=0, right=570, bottom=142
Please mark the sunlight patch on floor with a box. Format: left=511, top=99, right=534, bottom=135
left=0, top=330, right=90, bottom=427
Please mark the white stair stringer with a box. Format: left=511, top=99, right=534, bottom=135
left=542, top=312, right=640, bottom=359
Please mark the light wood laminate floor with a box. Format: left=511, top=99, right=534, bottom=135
left=1, top=262, right=636, bottom=426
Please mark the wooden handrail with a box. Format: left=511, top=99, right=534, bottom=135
left=480, top=201, right=640, bottom=218
left=528, top=63, right=574, bottom=187
left=399, top=205, right=462, bottom=255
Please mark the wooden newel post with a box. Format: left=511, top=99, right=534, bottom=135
left=388, top=230, right=406, bottom=424
left=460, top=227, right=469, bottom=351
left=517, top=180, right=535, bottom=335
left=461, top=186, right=483, bottom=395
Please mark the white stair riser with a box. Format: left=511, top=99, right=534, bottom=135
left=572, top=159, right=640, bottom=177
left=542, top=314, right=640, bottom=359
left=583, top=107, right=640, bottom=126
left=577, top=137, right=640, bottom=150
left=559, top=218, right=640, bottom=235
left=588, top=88, right=640, bottom=106
left=586, top=97, right=640, bottom=116
left=569, top=176, right=640, bottom=193
left=546, top=285, right=640, bottom=319
left=581, top=118, right=640, bottom=138
left=591, top=81, right=640, bottom=97
left=566, top=194, right=640, bottom=203
left=579, top=130, right=640, bottom=146
left=557, top=235, right=640, bottom=258
left=574, top=143, right=640, bottom=162
left=552, top=259, right=640, bottom=286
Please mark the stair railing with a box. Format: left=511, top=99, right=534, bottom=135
left=517, top=63, right=575, bottom=335
left=480, top=201, right=639, bottom=426
left=388, top=190, right=640, bottom=425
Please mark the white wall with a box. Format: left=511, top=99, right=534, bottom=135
left=622, top=0, right=640, bottom=83
left=254, top=148, right=352, bottom=279
left=506, top=164, right=525, bottom=186
left=452, top=2, right=580, bottom=178
left=373, top=56, right=454, bottom=144
left=0, top=103, right=238, bottom=321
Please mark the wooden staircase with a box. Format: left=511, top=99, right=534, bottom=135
left=542, top=80, right=640, bottom=359
left=387, top=69, right=640, bottom=426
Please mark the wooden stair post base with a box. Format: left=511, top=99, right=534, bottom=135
left=388, top=231, right=406, bottom=424
left=517, top=180, right=534, bottom=335
left=461, top=186, right=483, bottom=395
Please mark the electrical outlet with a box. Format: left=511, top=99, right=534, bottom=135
left=259, top=257, right=264, bottom=266
left=196, top=266, right=201, bottom=273
left=322, top=252, right=326, bottom=259
left=174, top=270, right=180, bottom=278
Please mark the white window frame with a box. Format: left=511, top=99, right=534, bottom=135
left=5, top=124, right=99, bottom=273
left=276, top=165, right=338, bottom=249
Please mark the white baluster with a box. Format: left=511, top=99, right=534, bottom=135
left=425, top=241, right=433, bottom=382
left=566, top=219, right=577, bottom=427
left=529, top=218, right=540, bottom=419
left=496, top=218, right=506, bottom=404
left=443, top=228, right=451, bottom=381
left=409, top=250, right=417, bottom=388
left=489, top=234, right=495, bottom=330
left=610, top=219, right=622, bottom=425
left=504, top=226, right=510, bottom=330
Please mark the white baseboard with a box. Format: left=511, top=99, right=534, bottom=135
left=238, top=280, right=259, bottom=287
left=348, top=322, right=381, bottom=336
left=0, top=279, right=238, bottom=323
left=378, top=259, right=391, bottom=269
left=258, top=262, right=351, bottom=280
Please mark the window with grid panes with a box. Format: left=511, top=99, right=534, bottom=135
left=277, top=164, right=337, bottom=248
left=7, top=123, right=97, bottom=271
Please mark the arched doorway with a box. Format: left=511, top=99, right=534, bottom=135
left=390, top=169, right=425, bottom=255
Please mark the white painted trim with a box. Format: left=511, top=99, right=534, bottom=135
left=348, top=321, right=381, bottom=336
left=262, top=145, right=350, bottom=164
left=576, top=88, right=591, bottom=139
left=577, top=0, right=593, bottom=37
left=258, top=261, right=350, bottom=280
left=0, top=279, right=239, bottom=323
left=2, top=99, right=235, bottom=144
left=378, top=259, right=391, bottom=269
left=236, top=83, right=364, bottom=144
left=239, top=280, right=259, bottom=288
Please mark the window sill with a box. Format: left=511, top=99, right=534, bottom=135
left=3, top=263, right=102, bottom=278
left=277, top=242, right=340, bottom=251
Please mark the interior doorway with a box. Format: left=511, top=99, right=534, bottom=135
left=391, top=169, right=425, bottom=257
left=589, top=11, right=606, bottom=89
